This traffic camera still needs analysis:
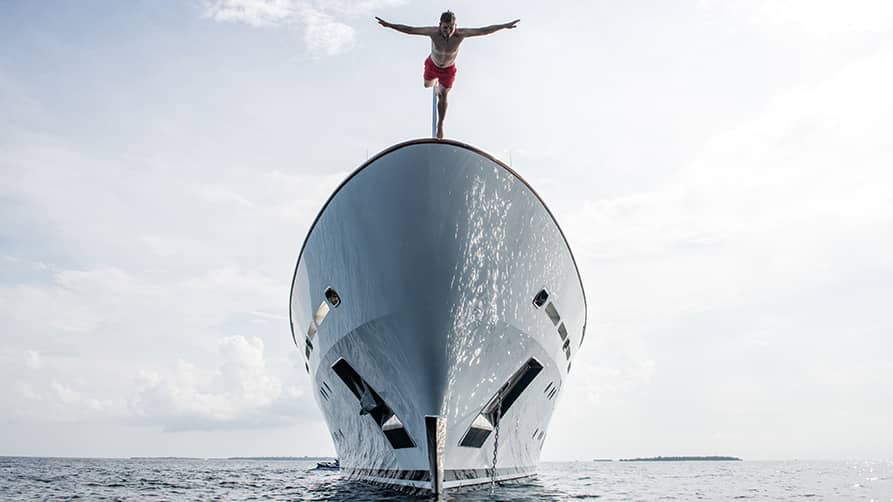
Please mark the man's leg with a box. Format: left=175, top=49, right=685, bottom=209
left=424, top=79, right=437, bottom=88
left=436, top=86, right=450, bottom=140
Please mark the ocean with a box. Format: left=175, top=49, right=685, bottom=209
left=1, top=457, right=891, bottom=501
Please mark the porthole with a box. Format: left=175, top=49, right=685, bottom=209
left=314, top=302, right=329, bottom=326
left=545, top=302, right=561, bottom=326
left=325, top=287, right=341, bottom=308
left=532, top=289, right=549, bottom=309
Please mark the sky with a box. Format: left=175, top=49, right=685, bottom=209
left=1, top=0, right=892, bottom=461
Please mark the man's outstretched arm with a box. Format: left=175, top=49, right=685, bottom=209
left=376, top=17, right=437, bottom=36
left=457, top=19, right=520, bottom=37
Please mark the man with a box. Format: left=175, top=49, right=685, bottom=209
left=376, top=12, right=520, bottom=139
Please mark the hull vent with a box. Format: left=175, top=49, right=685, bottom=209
left=382, top=416, right=415, bottom=449
left=332, top=358, right=416, bottom=449
left=459, top=358, right=543, bottom=448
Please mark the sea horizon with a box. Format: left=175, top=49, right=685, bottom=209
left=2, top=454, right=889, bottom=462
left=3, top=456, right=891, bottom=500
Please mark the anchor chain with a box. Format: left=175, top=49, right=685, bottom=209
left=490, top=390, right=502, bottom=494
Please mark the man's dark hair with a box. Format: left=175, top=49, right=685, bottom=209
left=440, top=11, right=455, bottom=23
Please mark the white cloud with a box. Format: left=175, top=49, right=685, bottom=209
left=24, top=350, right=41, bottom=370
left=5, top=336, right=306, bottom=429
left=547, top=45, right=893, bottom=458
left=37, top=267, right=134, bottom=334
left=128, top=335, right=305, bottom=430
left=203, top=0, right=295, bottom=26
left=15, top=382, right=42, bottom=401
left=51, top=381, right=83, bottom=406
left=141, top=234, right=193, bottom=258
left=574, top=357, right=656, bottom=407
left=55, top=267, right=132, bottom=292
left=700, top=0, right=893, bottom=36
left=200, top=0, right=407, bottom=56
left=249, top=310, right=289, bottom=321
left=11, top=379, right=128, bottom=420
left=197, top=184, right=255, bottom=208
left=565, top=47, right=893, bottom=322
left=77, top=264, right=275, bottom=326
left=184, top=266, right=280, bottom=308
left=262, top=169, right=348, bottom=224
left=315, top=0, right=407, bottom=17
left=300, top=7, right=355, bottom=57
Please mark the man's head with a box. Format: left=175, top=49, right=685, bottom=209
left=439, top=11, right=456, bottom=37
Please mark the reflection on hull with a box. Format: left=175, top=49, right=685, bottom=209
left=289, top=139, right=587, bottom=493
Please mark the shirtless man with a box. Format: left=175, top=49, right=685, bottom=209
left=376, top=12, right=520, bottom=139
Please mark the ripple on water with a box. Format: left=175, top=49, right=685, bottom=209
left=2, top=459, right=893, bottom=501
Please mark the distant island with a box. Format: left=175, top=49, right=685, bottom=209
left=619, top=456, right=741, bottom=462
left=129, top=456, right=203, bottom=460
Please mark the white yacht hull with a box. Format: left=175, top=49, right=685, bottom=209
left=289, top=139, right=587, bottom=493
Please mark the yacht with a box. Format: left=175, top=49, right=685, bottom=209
left=289, top=139, right=587, bottom=493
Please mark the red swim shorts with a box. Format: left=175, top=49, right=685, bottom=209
left=424, top=56, right=457, bottom=89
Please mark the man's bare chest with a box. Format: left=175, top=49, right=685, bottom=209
left=431, top=36, right=463, bottom=55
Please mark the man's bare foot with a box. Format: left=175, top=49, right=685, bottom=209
left=436, top=123, right=444, bottom=140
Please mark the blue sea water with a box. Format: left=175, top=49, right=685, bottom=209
left=1, top=457, right=891, bottom=501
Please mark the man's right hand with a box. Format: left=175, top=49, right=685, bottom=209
left=375, top=17, right=391, bottom=28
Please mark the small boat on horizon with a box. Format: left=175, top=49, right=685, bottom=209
left=314, top=458, right=340, bottom=471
